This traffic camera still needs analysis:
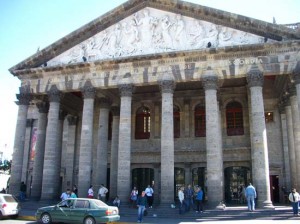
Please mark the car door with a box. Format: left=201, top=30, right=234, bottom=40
left=69, top=199, right=90, bottom=223
left=50, top=199, right=73, bottom=223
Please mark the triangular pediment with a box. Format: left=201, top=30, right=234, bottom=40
left=47, top=7, right=267, bottom=67
left=10, top=0, right=300, bottom=73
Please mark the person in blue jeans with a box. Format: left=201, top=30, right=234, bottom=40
left=288, top=188, right=300, bottom=216
left=245, top=183, right=257, bottom=211
left=195, top=186, right=204, bottom=213
left=137, top=191, right=147, bottom=223
left=184, top=184, right=194, bottom=212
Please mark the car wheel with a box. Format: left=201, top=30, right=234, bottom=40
left=0, top=211, right=3, bottom=220
left=83, top=216, right=96, bottom=224
left=40, top=212, right=52, bottom=224
left=11, top=214, right=19, bottom=219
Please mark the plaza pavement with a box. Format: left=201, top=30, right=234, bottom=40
left=17, top=199, right=300, bottom=224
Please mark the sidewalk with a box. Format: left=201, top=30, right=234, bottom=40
left=18, top=199, right=298, bottom=223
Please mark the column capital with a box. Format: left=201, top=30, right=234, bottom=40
left=118, top=83, right=133, bottom=97
left=291, top=62, right=300, bottom=85
left=246, top=65, right=264, bottom=87
left=111, top=106, right=120, bottom=116
left=47, top=85, right=62, bottom=102
left=59, top=110, right=67, bottom=121
left=81, top=80, right=96, bottom=99
left=16, top=85, right=32, bottom=105
left=158, top=79, right=175, bottom=94
left=67, top=115, right=78, bottom=126
left=98, top=97, right=112, bottom=109
left=36, top=101, right=49, bottom=113
left=202, top=75, right=218, bottom=90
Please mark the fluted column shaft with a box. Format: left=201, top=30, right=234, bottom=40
left=95, top=98, right=111, bottom=189
left=247, top=67, right=273, bottom=208
left=64, top=116, right=78, bottom=191
left=159, top=77, right=175, bottom=203
left=10, top=87, right=31, bottom=196
left=202, top=74, right=223, bottom=207
left=41, top=85, right=61, bottom=199
left=78, top=81, right=96, bottom=197
left=31, top=102, right=49, bottom=198
left=110, top=106, right=120, bottom=198
left=290, top=91, right=300, bottom=189
left=117, top=84, right=133, bottom=202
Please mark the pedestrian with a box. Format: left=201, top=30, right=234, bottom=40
left=70, top=190, right=77, bottom=198
left=136, top=191, right=147, bottom=223
left=98, top=184, right=109, bottom=202
left=60, top=189, right=71, bottom=206
left=195, top=186, right=204, bottom=213
left=245, top=183, right=257, bottom=211
left=73, top=185, right=78, bottom=197
left=288, top=188, right=300, bottom=216
left=87, top=185, right=94, bottom=198
left=113, top=196, right=121, bottom=208
left=19, top=181, right=27, bottom=201
left=130, top=186, right=138, bottom=208
left=145, top=185, right=154, bottom=208
left=184, top=184, right=194, bottom=212
left=178, top=186, right=185, bottom=214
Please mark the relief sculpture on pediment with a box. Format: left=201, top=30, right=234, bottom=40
left=47, top=7, right=266, bottom=66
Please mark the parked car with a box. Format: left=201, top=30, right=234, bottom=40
left=35, top=198, right=120, bottom=224
left=0, top=193, right=20, bottom=219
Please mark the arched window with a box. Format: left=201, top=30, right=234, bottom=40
left=226, top=101, right=244, bottom=136
left=174, top=106, right=180, bottom=138
left=194, top=104, right=206, bottom=137
left=135, top=106, right=150, bottom=139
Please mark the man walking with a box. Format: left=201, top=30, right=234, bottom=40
left=245, top=183, right=257, bottom=211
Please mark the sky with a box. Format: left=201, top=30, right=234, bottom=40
left=0, top=0, right=299, bottom=158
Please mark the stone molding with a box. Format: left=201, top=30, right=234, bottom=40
left=36, top=101, right=49, bottom=113
left=118, top=83, right=133, bottom=97
left=246, top=65, right=264, bottom=87
left=81, top=80, right=96, bottom=99
left=47, top=85, right=61, bottom=102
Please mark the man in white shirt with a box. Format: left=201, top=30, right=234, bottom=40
left=145, top=185, right=154, bottom=208
left=98, top=184, right=108, bottom=202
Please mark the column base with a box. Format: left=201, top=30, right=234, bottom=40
left=258, top=200, right=275, bottom=210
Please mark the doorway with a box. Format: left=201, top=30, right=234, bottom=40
left=132, top=168, right=154, bottom=194
left=224, top=166, right=250, bottom=204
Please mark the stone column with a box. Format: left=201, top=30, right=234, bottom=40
left=278, top=104, right=291, bottom=191
left=158, top=74, right=175, bottom=203
left=117, top=84, right=133, bottom=202
left=110, top=106, right=120, bottom=198
left=21, top=119, right=33, bottom=185
left=9, top=86, right=31, bottom=196
left=184, top=99, right=190, bottom=137
left=65, top=115, right=78, bottom=191
left=31, top=101, right=49, bottom=199
left=54, top=110, right=67, bottom=197
left=246, top=66, right=273, bottom=208
left=289, top=87, right=300, bottom=189
left=95, top=97, right=111, bottom=189
left=154, top=102, right=160, bottom=138
left=184, top=163, right=191, bottom=186
left=41, top=85, right=61, bottom=199
left=202, top=72, right=223, bottom=208
left=78, top=80, right=96, bottom=197
left=284, top=97, right=297, bottom=188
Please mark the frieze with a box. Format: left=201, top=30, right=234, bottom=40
left=47, top=7, right=265, bottom=67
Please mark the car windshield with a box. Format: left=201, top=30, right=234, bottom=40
left=3, top=195, right=17, bottom=203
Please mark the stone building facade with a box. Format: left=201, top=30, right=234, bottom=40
left=8, top=0, right=300, bottom=208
